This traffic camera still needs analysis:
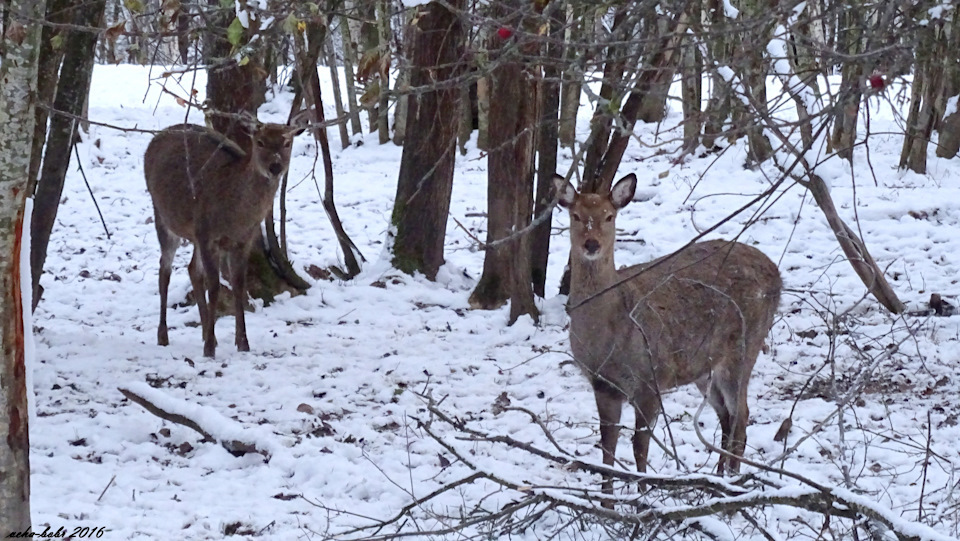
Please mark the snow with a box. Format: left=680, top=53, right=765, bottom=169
left=25, top=64, right=960, bottom=539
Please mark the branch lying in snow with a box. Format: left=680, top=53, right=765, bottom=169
left=333, top=397, right=953, bottom=541
left=118, top=382, right=275, bottom=460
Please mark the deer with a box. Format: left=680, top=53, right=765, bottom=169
left=555, top=173, right=781, bottom=492
left=143, top=116, right=303, bottom=358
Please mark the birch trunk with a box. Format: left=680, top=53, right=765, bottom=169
left=0, top=0, right=44, bottom=530
left=339, top=13, right=363, bottom=136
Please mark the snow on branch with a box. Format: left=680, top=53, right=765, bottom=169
left=119, top=382, right=278, bottom=460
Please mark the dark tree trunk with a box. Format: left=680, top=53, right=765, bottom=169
left=391, top=0, right=464, bottom=280
left=30, top=0, right=105, bottom=309
left=376, top=0, right=392, bottom=144
left=680, top=4, right=702, bottom=153
left=339, top=14, right=364, bottom=136
left=558, top=3, right=583, bottom=149
left=901, top=19, right=945, bottom=174
left=636, top=11, right=680, bottom=124
left=829, top=5, right=864, bottom=160
left=27, top=0, right=72, bottom=196
left=581, top=7, right=634, bottom=193
left=469, top=3, right=539, bottom=324
left=325, top=34, right=351, bottom=150
left=701, top=0, right=735, bottom=150
left=936, top=8, right=960, bottom=158
left=296, top=23, right=365, bottom=279
left=204, top=0, right=265, bottom=141
left=203, top=0, right=305, bottom=300
left=357, top=0, right=380, bottom=133
left=531, top=6, right=563, bottom=298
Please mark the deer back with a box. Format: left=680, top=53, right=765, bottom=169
left=143, top=122, right=295, bottom=245
left=558, top=174, right=781, bottom=401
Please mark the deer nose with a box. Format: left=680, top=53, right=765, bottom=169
left=584, top=239, right=600, bottom=254
left=269, top=163, right=283, bottom=176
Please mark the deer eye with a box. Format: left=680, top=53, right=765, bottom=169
left=256, top=140, right=265, bottom=148
left=572, top=213, right=582, bottom=223
left=605, top=214, right=613, bottom=222
left=284, top=140, right=292, bottom=148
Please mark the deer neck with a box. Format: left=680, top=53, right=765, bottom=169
left=568, top=253, right=619, bottom=308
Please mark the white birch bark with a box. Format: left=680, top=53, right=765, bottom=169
left=0, top=0, right=44, bottom=530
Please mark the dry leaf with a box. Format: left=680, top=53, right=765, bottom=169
left=773, top=417, right=792, bottom=442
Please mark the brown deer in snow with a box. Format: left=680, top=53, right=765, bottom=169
left=555, top=173, right=781, bottom=487
left=144, top=117, right=303, bottom=358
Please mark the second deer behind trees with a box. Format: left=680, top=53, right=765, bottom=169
left=555, top=173, right=781, bottom=483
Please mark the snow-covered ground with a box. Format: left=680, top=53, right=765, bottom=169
left=26, top=64, right=960, bottom=539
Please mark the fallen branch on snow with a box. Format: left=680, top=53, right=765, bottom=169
left=119, top=382, right=274, bottom=460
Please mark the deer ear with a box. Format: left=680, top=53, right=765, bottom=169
left=289, top=109, right=312, bottom=136
left=553, top=175, right=577, bottom=208
left=610, top=173, right=637, bottom=209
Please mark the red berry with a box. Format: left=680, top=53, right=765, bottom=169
left=497, top=27, right=513, bottom=39
left=868, top=74, right=885, bottom=90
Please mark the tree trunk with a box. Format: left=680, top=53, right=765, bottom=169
left=31, top=0, right=105, bottom=309
left=0, top=0, right=43, bottom=530
left=457, top=84, right=472, bottom=154
left=901, top=19, right=945, bottom=174
left=636, top=11, right=680, bottom=124
left=737, top=0, right=772, bottom=164
left=581, top=7, right=635, bottom=192
left=476, top=74, right=490, bottom=150
left=937, top=8, right=960, bottom=158
left=701, top=0, right=735, bottom=151
left=679, top=2, right=702, bottom=154
left=531, top=5, right=563, bottom=298
left=390, top=0, right=464, bottom=280
left=203, top=0, right=265, bottom=140
left=296, top=24, right=365, bottom=279
left=27, top=0, right=72, bottom=196
left=376, top=0, right=391, bottom=143
left=339, top=13, right=364, bottom=136
left=325, top=34, right=351, bottom=150
left=203, top=0, right=306, bottom=300
left=558, top=2, right=583, bottom=148
left=828, top=5, right=863, bottom=161
left=469, top=3, right=539, bottom=324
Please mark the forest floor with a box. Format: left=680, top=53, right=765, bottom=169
left=25, top=65, right=960, bottom=540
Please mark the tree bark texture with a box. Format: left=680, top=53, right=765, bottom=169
left=828, top=5, right=863, bottom=160
left=325, top=34, right=351, bottom=150
left=531, top=6, right=563, bottom=298
left=0, top=0, right=43, bottom=530
left=339, top=14, right=364, bottom=136
left=27, top=0, right=71, bottom=195
left=900, top=18, right=945, bottom=174
left=30, top=0, right=105, bottom=309
left=469, top=8, right=539, bottom=324
left=376, top=0, right=392, bottom=144
left=391, top=0, right=464, bottom=280
left=203, top=0, right=265, bottom=142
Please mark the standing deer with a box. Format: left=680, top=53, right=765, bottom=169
left=144, top=118, right=302, bottom=358
left=555, top=173, right=781, bottom=486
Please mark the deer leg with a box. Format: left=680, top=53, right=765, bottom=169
left=197, top=242, right=221, bottom=358
left=155, top=216, right=179, bottom=347
left=227, top=246, right=250, bottom=352
left=711, top=370, right=745, bottom=475
left=187, top=250, right=210, bottom=350
left=593, top=381, right=623, bottom=504
left=632, top=394, right=662, bottom=475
